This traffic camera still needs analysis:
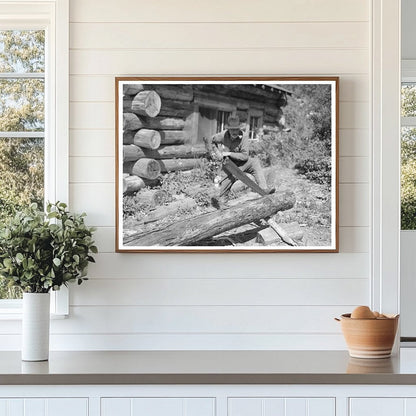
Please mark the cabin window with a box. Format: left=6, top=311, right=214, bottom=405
left=216, top=110, right=231, bottom=133
left=249, top=115, right=261, bottom=140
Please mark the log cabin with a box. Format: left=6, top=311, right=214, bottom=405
left=123, top=83, right=293, bottom=145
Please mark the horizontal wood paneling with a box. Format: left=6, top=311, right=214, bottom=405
left=56, top=306, right=352, bottom=334
left=70, top=0, right=369, bottom=23
left=70, top=130, right=114, bottom=157
left=0, top=333, right=347, bottom=350
left=69, top=75, right=369, bottom=103
left=70, top=103, right=114, bottom=129
left=0, top=305, right=353, bottom=335
left=339, top=129, right=369, bottom=157
left=339, top=102, right=369, bottom=129
left=70, top=22, right=368, bottom=50
left=69, top=157, right=114, bottom=183
left=339, top=227, right=369, bottom=253
left=71, top=278, right=368, bottom=306
left=69, top=183, right=114, bottom=226
left=60, top=0, right=372, bottom=351
left=86, top=253, right=369, bottom=279
left=339, top=157, right=369, bottom=183
left=339, top=184, right=369, bottom=227
left=70, top=49, right=368, bottom=76
left=91, top=226, right=369, bottom=254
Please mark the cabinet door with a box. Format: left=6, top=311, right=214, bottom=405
left=228, top=398, right=335, bottom=416
left=101, top=398, right=215, bottom=416
left=0, top=398, right=88, bottom=416
left=350, top=398, right=416, bottom=416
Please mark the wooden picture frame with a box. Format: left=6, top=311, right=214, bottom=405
left=116, top=77, right=339, bottom=253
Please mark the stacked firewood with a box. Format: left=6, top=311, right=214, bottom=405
left=122, top=84, right=208, bottom=196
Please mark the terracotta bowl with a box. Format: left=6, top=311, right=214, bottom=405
left=338, top=313, right=399, bottom=359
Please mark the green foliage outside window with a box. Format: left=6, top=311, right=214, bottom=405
left=401, top=85, right=416, bottom=230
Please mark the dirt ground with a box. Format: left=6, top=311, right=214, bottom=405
left=123, top=164, right=332, bottom=248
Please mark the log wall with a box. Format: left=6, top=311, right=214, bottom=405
left=122, top=83, right=283, bottom=195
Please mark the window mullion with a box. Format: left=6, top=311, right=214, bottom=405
left=0, top=132, right=44, bottom=138
left=0, top=73, right=44, bottom=79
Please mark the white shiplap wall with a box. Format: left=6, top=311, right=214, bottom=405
left=54, top=0, right=371, bottom=350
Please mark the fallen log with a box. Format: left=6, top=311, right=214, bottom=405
left=143, top=144, right=207, bottom=160
left=137, top=189, right=170, bottom=207
left=257, top=222, right=304, bottom=245
left=128, top=158, right=161, bottom=180
left=123, top=175, right=145, bottom=193
left=141, top=197, right=197, bottom=224
left=131, top=90, right=161, bottom=117
left=134, top=129, right=161, bottom=149
left=123, top=84, right=144, bottom=96
left=158, top=158, right=202, bottom=172
left=124, top=191, right=295, bottom=246
left=123, top=176, right=161, bottom=194
left=123, top=113, right=186, bottom=131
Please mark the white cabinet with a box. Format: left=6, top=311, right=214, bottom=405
left=101, top=398, right=215, bottom=416
left=350, top=398, right=416, bottom=416
left=228, top=397, right=335, bottom=416
left=0, top=398, right=88, bottom=416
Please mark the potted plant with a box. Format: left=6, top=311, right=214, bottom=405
left=0, top=202, right=97, bottom=361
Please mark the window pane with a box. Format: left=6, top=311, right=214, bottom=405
left=216, top=110, right=231, bottom=133
left=0, top=78, right=44, bottom=131
left=401, top=127, right=416, bottom=230
left=0, top=137, right=44, bottom=221
left=0, top=137, right=43, bottom=299
left=402, top=83, right=416, bottom=117
left=0, top=30, right=45, bottom=73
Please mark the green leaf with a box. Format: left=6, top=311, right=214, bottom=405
left=53, top=258, right=61, bottom=267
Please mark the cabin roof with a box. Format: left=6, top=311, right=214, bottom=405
left=261, top=84, right=295, bottom=96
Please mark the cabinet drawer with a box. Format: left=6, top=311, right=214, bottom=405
left=0, top=398, right=88, bottom=416
left=228, top=397, right=335, bottom=416
left=349, top=398, right=416, bottom=416
left=101, top=397, right=215, bottom=416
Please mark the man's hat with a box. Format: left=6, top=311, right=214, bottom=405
left=225, top=115, right=241, bottom=129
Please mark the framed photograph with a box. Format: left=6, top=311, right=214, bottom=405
left=116, top=77, right=338, bottom=253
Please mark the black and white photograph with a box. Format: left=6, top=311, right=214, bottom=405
left=116, top=77, right=338, bottom=252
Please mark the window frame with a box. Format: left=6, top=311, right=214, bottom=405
left=0, top=0, right=69, bottom=316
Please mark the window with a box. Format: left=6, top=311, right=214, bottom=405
left=0, top=0, right=69, bottom=314
left=249, top=115, right=261, bottom=140
left=0, top=30, right=45, bottom=301
left=216, top=110, right=231, bottom=133
left=401, top=82, right=416, bottom=230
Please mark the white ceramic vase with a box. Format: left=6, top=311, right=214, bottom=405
left=22, top=292, right=50, bottom=361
